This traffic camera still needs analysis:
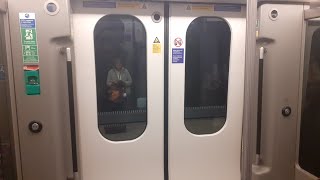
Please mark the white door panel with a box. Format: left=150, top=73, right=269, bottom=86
left=72, top=2, right=164, bottom=180
left=72, top=2, right=246, bottom=180
left=168, top=4, right=246, bottom=180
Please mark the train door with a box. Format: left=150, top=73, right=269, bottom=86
left=72, top=2, right=246, bottom=180
left=295, top=13, right=320, bottom=180
left=168, top=4, right=246, bottom=180
left=72, top=2, right=165, bottom=180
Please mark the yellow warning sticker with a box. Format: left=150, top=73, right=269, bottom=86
left=154, top=37, right=160, bottom=44
left=141, top=3, right=147, bottom=9
left=117, top=2, right=139, bottom=9
left=117, top=2, right=146, bottom=9
left=187, top=4, right=214, bottom=11
left=153, top=44, right=161, bottom=54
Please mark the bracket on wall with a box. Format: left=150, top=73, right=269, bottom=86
left=305, top=2, right=320, bottom=20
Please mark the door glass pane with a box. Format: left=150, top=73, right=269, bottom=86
left=94, top=15, right=147, bottom=141
left=299, top=27, right=320, bottom=177
left=184, top=17, right=231, bottom=135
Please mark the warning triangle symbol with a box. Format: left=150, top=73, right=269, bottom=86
left=186, top=5, right=191, bottom=10
left=153, top=37, right=160, bottom=43
left=142, top=3, right=147, bottom=9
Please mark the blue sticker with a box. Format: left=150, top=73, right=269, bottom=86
left=83, top=1, right=116, bottom=8
left=214, top=5, right=242, bottom=12
left=172, top=48, right=184, bottom=63
left=20, top=19, right=35, bottom=28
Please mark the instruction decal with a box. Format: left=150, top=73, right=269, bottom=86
left=172, top=48, right=184, bottom=63
left=153, top=37, right=161, bottom=53
left=142, top=3, right=147, bottom=9
left=153, top=37, right=160, bottom=44
left=174, top=37, right=183, bottom=47
left=83, top=1, right=147, bottom=9
left=19, top=13, right=39, bottom=64
left=187, top=4, right=214, bottom=11
left=117, top=2, right=146, bottom=9
left=24, top=65, right=41, bottom=95
left=214, top=4, right=241, bottom=12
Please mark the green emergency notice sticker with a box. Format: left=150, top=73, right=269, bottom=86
left=19, top=13, right=39, bottom=63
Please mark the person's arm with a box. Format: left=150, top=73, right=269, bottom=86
left=123, top=69, right=132, bottom=87
left=106, top=70, right=114, bottom=87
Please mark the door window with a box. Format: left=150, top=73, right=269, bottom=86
left=299, top=27, right=320, bottom=177
left=184, top=17, right=231, bottom=135
left=94, top=15, right=147, bottom=141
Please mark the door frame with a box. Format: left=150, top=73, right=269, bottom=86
left=168, top=3, right=246, bottom=180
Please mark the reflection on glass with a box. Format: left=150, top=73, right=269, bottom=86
left=299, top=27, right=320, bottom=177
left=94, top=15, right=147, bottom=141
left=184, top=17, right=231, bottom=135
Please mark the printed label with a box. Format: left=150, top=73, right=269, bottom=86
left=153, top=44, right=161, bottom=54
left=174, top=37, right=183, bottom=47
left=187, top=5, right=214, bottom=11
left=172, top=48, right=184, bottom=63
left=153, top=37, right=161, bottom=53
left=154, top=37, right=160, bottom=44
left=19, top=13, right=39, bottom=64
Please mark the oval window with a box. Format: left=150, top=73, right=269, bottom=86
left=184, top=17, right=231, bottom=135
left=94, top=15, right=147, bottom=141
left=299, top=27, right=320, bottom=177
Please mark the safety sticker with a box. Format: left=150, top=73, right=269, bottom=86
left=142, top=3, right=147, bottom=9
left=214, top=4, right=241, bottom=12
left=174, top=37, right=183, bottom=47
left=153, top=37, right=161, bottom=53
left=0, top=65, right=5, bottom=81
left=83, top=1, right=147, bottom=9
left=117, top=2, right=139, bottom=9
left=154, top=37, right=160, bottom=44
left=19, top=13, right=39, bottom=64
left=117, top=2, right=147, bottom=9
left=172, top=48, right=184, bottom=63
left=186, top=4, right=214, bottom=11
left=24, top=65, right=40, bottom=95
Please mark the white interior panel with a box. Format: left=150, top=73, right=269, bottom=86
left=72, top=3, right=164, bottom=180
left=168, top=4, right=246, bottom=180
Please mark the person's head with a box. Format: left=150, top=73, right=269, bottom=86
left=113, top=57, right=123, bottom=71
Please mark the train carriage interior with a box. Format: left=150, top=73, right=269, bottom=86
left=0, top=0, right=320, bottom=180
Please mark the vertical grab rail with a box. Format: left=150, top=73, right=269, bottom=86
left=66, top=48, right=78, bottom=173
left=256, top=47, right=265, bottom=165
left=61, top=47, right=78, bottom=178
